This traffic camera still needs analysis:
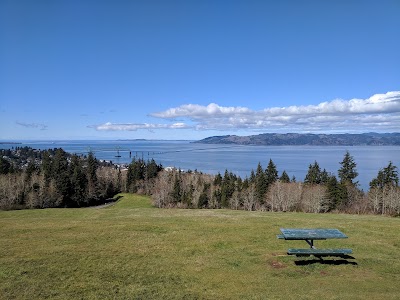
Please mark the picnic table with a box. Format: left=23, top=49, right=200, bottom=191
left=277, top=228, right=353, bottom=258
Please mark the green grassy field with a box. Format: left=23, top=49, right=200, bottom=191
left=1, top=194, right=399, bottom=299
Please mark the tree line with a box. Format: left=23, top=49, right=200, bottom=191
left=151, top=151, right=399, bottom=216
left=1, top=148, right=122, bottom=209
left=1, top=147, right=399, bottom=216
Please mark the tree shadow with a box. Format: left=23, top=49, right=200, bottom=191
left=294, top=256, right=358, bottom=266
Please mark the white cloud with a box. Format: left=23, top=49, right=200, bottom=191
left=150, top=103, right=252, bottom=119
left=89, top=122, right=192, bottom=131
left=150, top=91, right=400, bottom=132
left=88, top=91, right=400, bottom=133
left=16, top=121, right=48, bottom=130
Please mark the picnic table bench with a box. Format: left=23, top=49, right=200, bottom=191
left=277, top=228, right=353, bottom=258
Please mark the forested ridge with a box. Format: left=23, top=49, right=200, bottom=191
left=0, top=147, right=399, bottom=215
left=195, top=132, right=400, bottom=145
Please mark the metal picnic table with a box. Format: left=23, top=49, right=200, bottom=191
left=277, top=228, right=353, bottom=258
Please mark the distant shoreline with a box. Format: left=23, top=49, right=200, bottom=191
left=194, top=132, right=400, bottom=146
left=1, top=132, right=400, bottom=146
left=0, top=139, right=194, bottom=143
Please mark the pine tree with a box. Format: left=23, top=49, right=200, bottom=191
left=213, top=172, right=222, bottom=186
left=0, top=157, right=11, bottom=174
left=255, top=162, right=267, bottom=203
left=52, top=149, right=71, bottom=205
left=86, top=151, right=99, bottom=200
left=126, top=158, right=144, bottom=192
left=326, top=175, right=340, bottom=211
left=236, top=176, right=243, bottom=192
left=116, top=168, right=122, bottom=193
left=170, top=173, right=182, bottom=204
left=186, top=183, right=195, bottom=208
left=198, top=183, right=210, bottom=208
left=265, top=159, right=278, bottom=186
left=304, top=161, right=321, bottom=184
left=249, top=169, right=256, bottom=184
left=370, top=161, right=399, bottom=189
left=280, top=170, right=290, bottom=183
left=70, top=155, right=88, bottom=206
left=383, top=162, right=398, bottom=186
left=338, top=151, right=358, bottom=186
left=87, top=151, right=98, bottom=184
left=25, top=161, right=37, bottom=182
left=242, top=178, right=250, bottom=190
left=221, top=170, right=235, bottom=207
left=41, top=151, right=52, bottom=185
left=320, top=168, right=329, bottom=184
left=146, top=158, right=161, bottom=180
left=213, top=188, right=222, bottom=207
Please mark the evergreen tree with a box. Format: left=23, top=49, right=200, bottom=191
left=198, top=183, right=210, bottom=208
left=326, top=175, right=350, bottom=211
left=186, top=183, right=195, bottom=208
left=0, top=157, right=11, bottom=174
left=326, top=175, right=340, bottom=211
left=146, top=158, right=161, bottom=180
left=221, top=170, right=235, bottom=207
left=370, top=161, right=399, bottom=189
left=41, top=151, right=52, bottom=185
left=86, top=151, right=99, bottom=200
left=280, top=170, right=290, bottom=183
left=213, top=172, right=222, bottom=186
left=255, top=162, right=267, bottom=203
left=242, top=178, right=250, bottom=190
left=24, top=160, right=37, bottom=182
left=304, top=161, right=321, bottom=184
left=320, top=168, right=329, bottom=184
left=126, top=158, right=144, bottom=192
left=383, top=162, right=398, bottom=186
left=116, top=168, right=122, bottom=193
left=170, top=173, right=182, bottom=204
left=265, top=159, right=278, bottom=186
left=52, top=149, right=71, bottom=205
left=213, top=188, right=222, bottom=207
left=87, top=151, right=98, bottom=184
left=249, top=169, right=256, bottom=184
left=70, top=155, right=88, bottom=206
left=338, top=151, right=358, bottom=186
left=236, top=176, right=243, bottom=192
left=337, top=151, right=361, bottom=211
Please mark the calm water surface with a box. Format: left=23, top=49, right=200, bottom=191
left=2, top=140, right=399, bottom=191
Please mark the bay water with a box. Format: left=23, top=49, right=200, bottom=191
left=2, top=140, right=399, bottom=191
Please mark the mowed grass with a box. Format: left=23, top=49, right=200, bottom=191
left=1, top=194, right=399, bottom=299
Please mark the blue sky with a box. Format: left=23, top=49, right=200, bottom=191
left=1, top=0, right=399, bottom=140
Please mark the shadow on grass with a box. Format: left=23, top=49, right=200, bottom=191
left=294, top=256, right=358, bottom=266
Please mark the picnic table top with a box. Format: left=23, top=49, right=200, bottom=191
left=279, top=228, right=348, bottom=240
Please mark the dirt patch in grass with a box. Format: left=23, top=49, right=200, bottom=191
left=269, top=260, right=286, bottom=269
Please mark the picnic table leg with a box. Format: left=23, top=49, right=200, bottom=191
left=305, top=239, right=316, bottom=249
left=304, top=240, right=323, bottom=260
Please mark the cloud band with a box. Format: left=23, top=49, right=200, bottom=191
left=88, top=122, right=190, bottom=131
left=16, top=121, right=48, bottom=130
left=90, top=91, right=400, bottom=133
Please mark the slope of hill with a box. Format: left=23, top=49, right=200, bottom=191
left=1, top=193, right=399, bottom=299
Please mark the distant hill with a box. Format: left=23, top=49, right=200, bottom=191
left=194, top=133, right=400, bottom=146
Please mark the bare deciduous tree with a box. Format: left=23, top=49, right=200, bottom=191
left=242, top=184, right=256, bottom=211
left=301, top=185, right=327, bottom=213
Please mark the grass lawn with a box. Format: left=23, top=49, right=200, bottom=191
left=1, top=193, right=399, bottom=299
